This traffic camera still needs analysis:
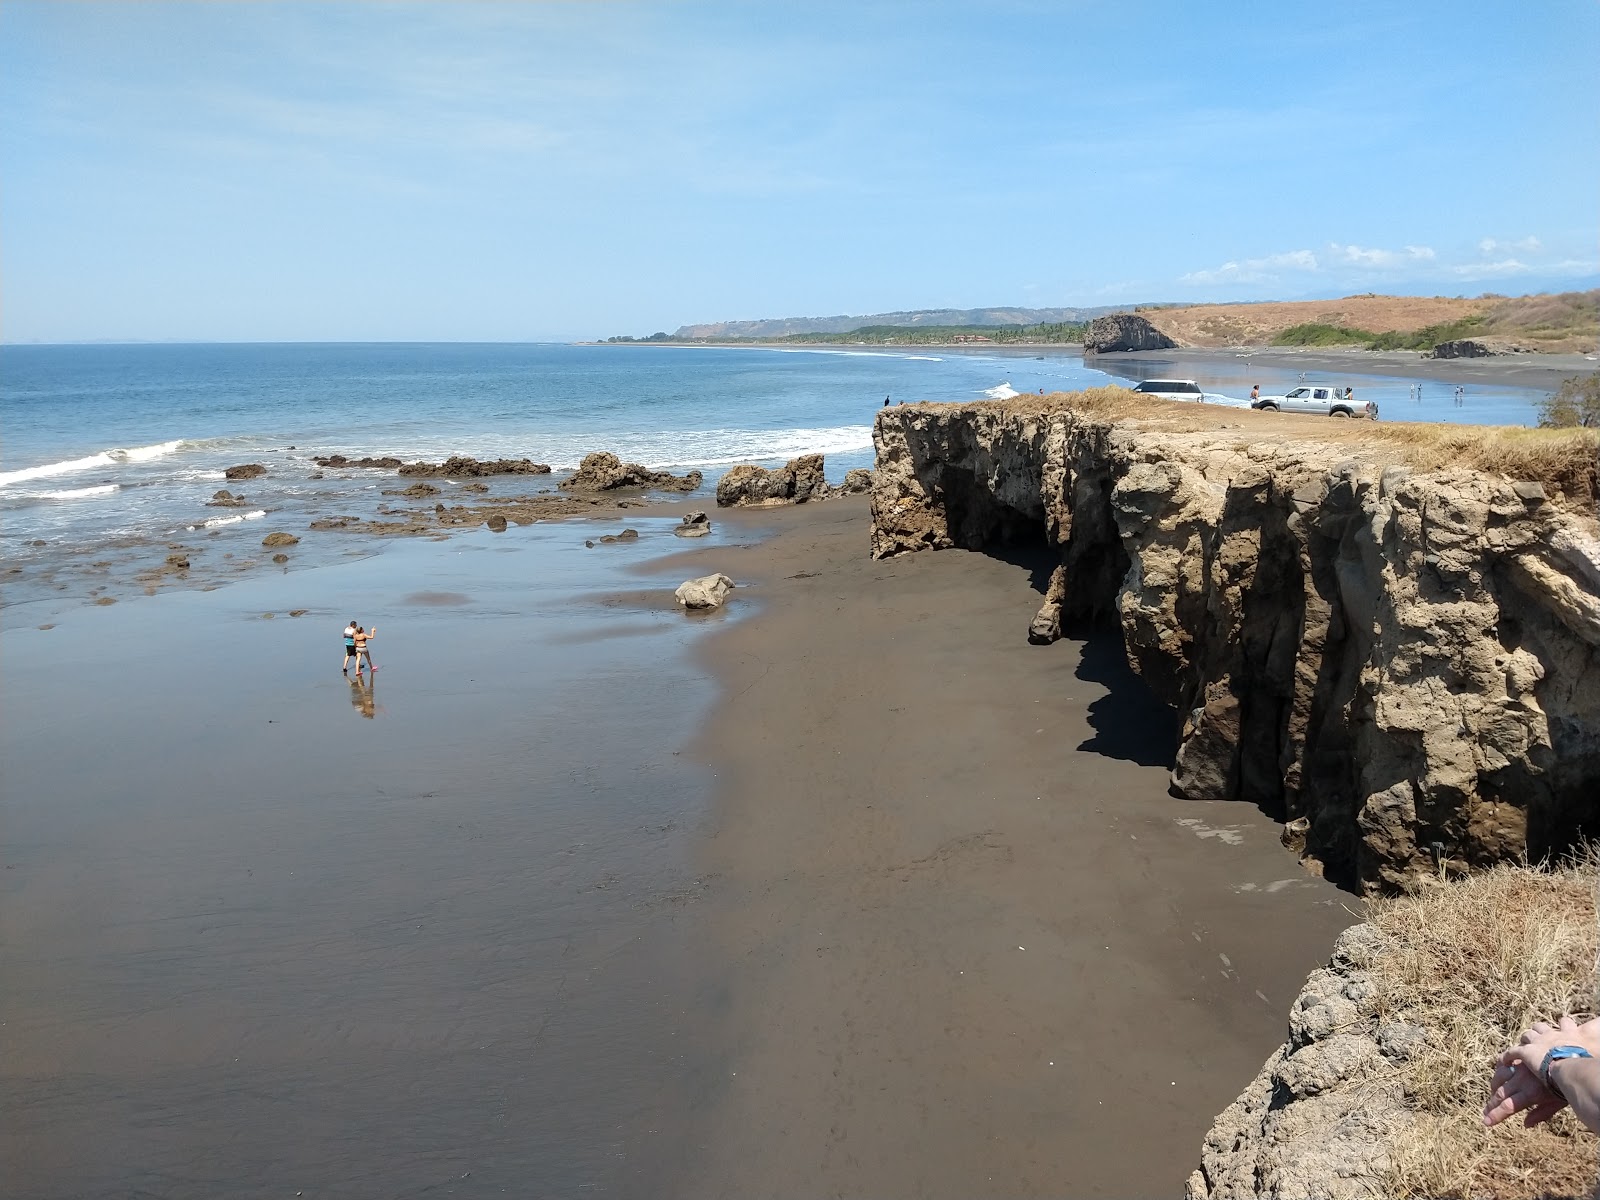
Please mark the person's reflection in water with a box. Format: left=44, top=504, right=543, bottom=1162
left=349, top=674, right=377, bottom=719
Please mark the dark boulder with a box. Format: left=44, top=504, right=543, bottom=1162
left=311, top=455, right=404, bottom=469
left=1428, top=339, right=1495, bottom=359
left=1083, top=314, right=1177, bottom=353
left=398, top=456, right=552, bottom=478
left=486, top=514, right=508, bottom=532
left=225, top=463, right=268, bottom=480
left=261, top=532, right=300, bottom=547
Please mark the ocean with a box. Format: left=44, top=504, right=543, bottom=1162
left=0, top=341, right=1557, bottom=621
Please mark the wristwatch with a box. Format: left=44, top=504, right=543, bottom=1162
left=1539, top=1045, right=1594, bottom=1099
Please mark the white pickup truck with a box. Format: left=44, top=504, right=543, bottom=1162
left=1251, top=383, right=1378, bottom=419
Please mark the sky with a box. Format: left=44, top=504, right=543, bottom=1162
left=2, top=1, right=1597, bottom=342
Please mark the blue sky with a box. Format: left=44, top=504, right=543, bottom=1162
left=2, top=1, right=1596, bottom=342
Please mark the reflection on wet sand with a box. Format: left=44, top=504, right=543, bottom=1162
left=348, top=675, right=377, bottom=718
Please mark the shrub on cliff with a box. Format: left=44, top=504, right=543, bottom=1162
left=1536, top=374, right=1600, bottom=428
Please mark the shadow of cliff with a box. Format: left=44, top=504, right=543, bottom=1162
left=1069, top=623, right=1178, bottom=768
left=978, top=540, right=1056, bottom=595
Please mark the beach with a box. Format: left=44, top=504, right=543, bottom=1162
left=0, top=493, right=1356, bottom=1198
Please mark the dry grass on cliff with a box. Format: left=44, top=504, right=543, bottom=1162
left=1371, top=852, right=1598, bottom=1200
left=1017, top=389, right=1600, bottom=507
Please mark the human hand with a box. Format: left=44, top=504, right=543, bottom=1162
left=1483, top=1016, right=1600, bottom=1128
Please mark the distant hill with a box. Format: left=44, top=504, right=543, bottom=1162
left=1143, top=289, right=1599, bottom=353
left=672, top=305, right=1141, bottom=340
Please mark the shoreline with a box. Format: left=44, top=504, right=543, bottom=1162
left=595, top=338, right=1597, bottom=390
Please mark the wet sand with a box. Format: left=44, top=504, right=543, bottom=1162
left=3, top=500, right=1356, bottom=1198
left=644, top=499, right=1355, bottom=1198
left=1094, top=345, right=1597, bottom=390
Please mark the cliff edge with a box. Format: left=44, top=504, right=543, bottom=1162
left=870, top=391, right=1600, bottom=891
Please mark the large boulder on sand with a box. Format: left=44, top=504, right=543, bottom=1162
left=675, top=573, right=735, bottom=609
left=839, top=468, right=875, bottom=495
left=716, top=454, right=830, bottom=507
left=561, top=451, right=703, bottom=492
left=1083, top=313, right=1177, bottom=353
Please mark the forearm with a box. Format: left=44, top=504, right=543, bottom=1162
left=1548, top=1058, right=1600, bottom=1133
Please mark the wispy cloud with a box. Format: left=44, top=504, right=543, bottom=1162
left=1478, top=236, right=1542, bottom=256
left=1327, top=243, right=1435, bottom=267
left=1180, top=250, right=1318, bottom=285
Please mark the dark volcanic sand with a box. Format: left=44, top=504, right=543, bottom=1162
left=644, top=499, right=1355, bottom=1198
left=3, top=502, right=1355, bottom=1199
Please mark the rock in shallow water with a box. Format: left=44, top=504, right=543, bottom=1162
left=675, top=573, right=735, bottom=610
left=674, top=511, right=712, bottom=537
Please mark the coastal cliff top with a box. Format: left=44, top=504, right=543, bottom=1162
left=892, top=388, right=1600, bottom=508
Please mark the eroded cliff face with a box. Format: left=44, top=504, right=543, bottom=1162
left=871, top=399, right=1600, bottom=891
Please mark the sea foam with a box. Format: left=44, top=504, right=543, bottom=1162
left=0, top=439, right=186, bottom=487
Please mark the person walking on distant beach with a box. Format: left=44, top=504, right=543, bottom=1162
left=1455, top=385, right=1465, bottom=407
left=353, top=624, right=377, bottom=673
left=1250, top=384, right=1259, bottom=401
left=342, top=619, right=359, bottom=674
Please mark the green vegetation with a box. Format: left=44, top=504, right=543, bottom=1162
left=1536, top=374, right=1600, bottom=428
left=1365, top=315, right=1487, bottom=351
left=604, top=332, right=671, bottom=342
left=1271, top=316, right=1489, bottom=352
left=1272, top=322, right=1378, bottom=347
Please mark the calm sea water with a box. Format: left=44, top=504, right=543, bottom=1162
left=0, top=341, right=1554, bottom=612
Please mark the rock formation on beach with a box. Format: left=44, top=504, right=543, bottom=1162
left=225, top=463, right=268, bottom=479
left=1082, top=313, right=1178, bottom=353
left=870, top=392, right=1600, bottom=891
left=716, top=454, right=830, bottom=506
left=1427, top=338, right=1495, bottom=359
left=561, top=451, right=702, bottom=492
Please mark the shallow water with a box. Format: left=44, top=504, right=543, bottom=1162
left=0, top=523, right=734, bottom=1198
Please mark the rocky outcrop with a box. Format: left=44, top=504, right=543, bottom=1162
left=1187, top=925, right=1412, bottom=1200
left=208, top=489, right=249, bottom=507
left=399, top=456, right=551, bottom=477
left=717, top=454, right=831, bottom=507
left=225, top=463, right=267, bottom=480
left=1427, top=339, right=1495, bottom=359
left=871, top=396, right=1600, bottom=891
left=840, top=467, right=875, bottom=494
left=312, top=455, right=405, bottom=469
left=1083, top=313, right=1178, bottom=353
left=261, top=532, right=300, bottom=547
left=676, top=573, right=735, bottom=609
left=561, top=452, right=702, bottom=492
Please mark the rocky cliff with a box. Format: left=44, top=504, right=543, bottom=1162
left=870, top=393, right=1600, bottom=891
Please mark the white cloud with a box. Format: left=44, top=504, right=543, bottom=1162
left=1328, top=243, right=1435, bottom=268
left=1180, top=250, right=1318, bottom=285
left=1478, top=236, right=1542, bottom=256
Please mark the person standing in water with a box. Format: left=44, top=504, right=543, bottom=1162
left=353, top=624, right=377, bottom=673
left=342, top=619, right=359, bottom=674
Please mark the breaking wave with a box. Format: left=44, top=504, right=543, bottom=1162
left=0, top=439, right=186, bottom=487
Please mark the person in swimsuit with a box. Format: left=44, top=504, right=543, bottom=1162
left=342, top=620, right=359, bottom=674
left=353, top=624, right=377, bottom=673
